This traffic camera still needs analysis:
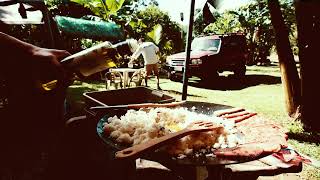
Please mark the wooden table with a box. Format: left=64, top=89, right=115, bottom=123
left=110, top=68, right=139, bottom=88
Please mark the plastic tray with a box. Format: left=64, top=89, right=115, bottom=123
left=83, top=87, right=175, bottom=108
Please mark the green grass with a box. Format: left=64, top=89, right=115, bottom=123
left=67, top=64, right=320, bottom=179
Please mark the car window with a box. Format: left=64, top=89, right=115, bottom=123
left=222, top=36, right=247, bottom=52
left=191, top=38, right=221, bottom=52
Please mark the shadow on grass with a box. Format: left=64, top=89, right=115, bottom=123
left=187, top=74, right=281, bottom=90
left=287, top=131, right=320, bottom=144
left=163, top=89, right=202, bottom=98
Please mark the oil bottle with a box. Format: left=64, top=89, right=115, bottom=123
left=42, top=39, right=138, bottom=91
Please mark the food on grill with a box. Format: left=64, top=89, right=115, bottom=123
left=103, top=107, right=288, bottom=159
left=103, top=107, right=242, bottom=156
left=213, top=142, right=282, bottom=158
left=236, top=122, right=288, bottom=147
left=213, top=110, right=288, bottom=158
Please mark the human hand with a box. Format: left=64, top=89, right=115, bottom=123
left=128, top=57, right=135, bottom=66
left=30, top=47, right=73, bottom=89
left=128, top=61, right=133, bottom=68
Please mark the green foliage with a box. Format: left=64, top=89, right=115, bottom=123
left=80, top=39, right=102, bottom=49
left=47, top=0, right=182, bottom=65
left=105, top=0, right=125, bottom=15
left=4, top=25, right=50, bottom=48
left=147, top=24, right=163, bottom=44
left=233, top=1, right=274, bottom=65
left=70, top=0, right=107, bottom=19
left=204, top=0, right=297, bottom=65
left=194, top=8, right=220, bottom=36
left=193, top=9, right=207, bottom=36
left=204, top=13, right=242, bottom=34
left=133, top=5, right=183, bottom=61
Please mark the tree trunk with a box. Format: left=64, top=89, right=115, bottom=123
left=295, top=0, right=320, bottom=132
left=267, top=0, right=301, bottom=117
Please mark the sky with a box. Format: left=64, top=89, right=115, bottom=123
left=157, top=0, right=252, bottom=25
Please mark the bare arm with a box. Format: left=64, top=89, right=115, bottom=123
left=0, top=32, right=37, bottom=64
left=0, top=32, right=71, bottom=87
left=1, top=32, right=69, bottom=63
left=130, top=46, right=143, bottom=63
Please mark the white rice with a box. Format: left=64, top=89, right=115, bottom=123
left=103, top=107, right=242, bottom=156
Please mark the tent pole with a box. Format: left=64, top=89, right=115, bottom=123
left=182, top=0, right=195, bottom=100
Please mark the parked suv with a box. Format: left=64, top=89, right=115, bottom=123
left=165, top=33, right=248, bottom=81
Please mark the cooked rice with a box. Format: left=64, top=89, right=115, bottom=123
left=103, top=107, right=242, bottom=156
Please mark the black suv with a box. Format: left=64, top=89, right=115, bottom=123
left=165, top=33, right=248, bottom=81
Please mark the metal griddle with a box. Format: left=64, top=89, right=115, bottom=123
left=96, top=101, right=267, bottom=166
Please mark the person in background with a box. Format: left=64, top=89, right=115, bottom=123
left=0, top=32, right=73, bottom=179
left=129, top=38, right=161, bottom=90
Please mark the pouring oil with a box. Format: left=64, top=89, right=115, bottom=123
left=41, top=39, right=138, bottom=91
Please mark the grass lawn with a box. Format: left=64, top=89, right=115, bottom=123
left=66, top=63, right=320, bottom=180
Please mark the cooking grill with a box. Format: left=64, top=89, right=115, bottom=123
left=95, top=101, right=263, bottom=165
left=80, top=87, right=300, bottom=180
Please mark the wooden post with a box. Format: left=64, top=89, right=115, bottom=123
left=295, top=0, right=320, bottom=131
left=267, top=0, right=301, bottom=117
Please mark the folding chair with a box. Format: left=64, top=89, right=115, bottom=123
left=128, top=68, right=146, bottom=87
left=104, top=71, right=123, bottom=90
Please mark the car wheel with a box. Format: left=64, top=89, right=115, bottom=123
left=201, top=71, right=219, bottom=82
left=234, top=64, right=246, bottom=78
left=167, top=71, right=172, bottom=79
left=168, top=72, right=181, bottom=82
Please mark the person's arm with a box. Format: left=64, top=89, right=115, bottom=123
left=129, top=46, right=142, bottom=63
left=1, top=32, right=68, bottom=62
left=0, top=32, right=71, bottom=84
left=0, top=32, right=36, bottom=57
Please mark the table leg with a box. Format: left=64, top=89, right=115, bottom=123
left=123, top=72, right=128, bottom=88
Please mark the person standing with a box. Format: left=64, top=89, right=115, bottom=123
left=129, top=38, right=161, bottom=90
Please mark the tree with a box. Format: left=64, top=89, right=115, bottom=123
left=67, top=0, right=125, bottom=20
left=204, top=12, right=242, bottom=34
left=295, top=0, right=320, bottom=132
left=204, top=0, right=296, bottom=65
left=51, top=0, right=182, bottom=62
left=134, top=5, right=183, bottom=61
left=227, top=1, right=275, bottom=65
left=267, top=0, right=301, bottom=118
left=193, top=9, right=206, bottom=36
left=194, top=8, right=221, bottom=36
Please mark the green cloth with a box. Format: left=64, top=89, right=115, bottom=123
left=55, top=15, right=124, bottom=41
